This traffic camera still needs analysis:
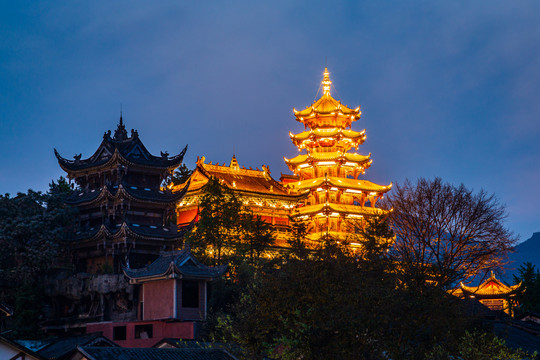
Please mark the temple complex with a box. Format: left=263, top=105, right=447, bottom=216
left=453, top=272, right=522, bottom=315
left=55, top=116, right=188, bottom=273
left=284, top=68, right=392, bottom=245
left=175, top=155, right=305, bottom=247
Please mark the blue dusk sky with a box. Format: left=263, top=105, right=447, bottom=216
left=1, top=1, right=539, bottom=241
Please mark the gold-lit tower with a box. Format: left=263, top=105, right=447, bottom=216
left=284, top=68, right=392, bottom=245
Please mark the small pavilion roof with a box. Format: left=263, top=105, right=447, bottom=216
left=459, top=271, right=522, bottom=297
left=123, top=248, right=227, bottom=282
left=293, top=68, right=360, bottom=120
left=55, top=116, right=187, bottom=173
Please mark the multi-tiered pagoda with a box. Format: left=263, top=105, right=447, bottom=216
left=285, top=68, right=392, bottom=245
left=55, top=116, right=188, bottom=273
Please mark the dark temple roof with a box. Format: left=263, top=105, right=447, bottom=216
left=34, top=333, right=117, bottom=360
left=55, top=116, right=187, bottom=172
left=72, top=222, right=183, bottom=243
left=65, top=181, right=189, bottom=206
left=77, top=346, right=238, bottom=360
left=123, top=248, right=227, bottom=281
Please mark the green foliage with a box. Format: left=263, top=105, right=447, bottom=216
left=0, top=177, right=77, bottom=335
left=0, top=177, right=76, bottom=287
left=427, top=331, right=536, bottom=360
left=168, top=163, right=193, bottom=186
left=286, top=216, right=309, bottom=260
left=185, top=177, right=275, bottom=265
left=185, top=177, right=246, bottom=264
left=513, top=262, right=540, bottom=314
left=238, top=213, right=274, bottom=265
left=11, top=283, right=44, bottom=339
left=213, top=219, right=475, bottom=360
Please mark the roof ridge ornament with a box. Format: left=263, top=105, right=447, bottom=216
left=230, top=154, right=239, bottom=170
left=322, top=67, right=332, bottom=95
left=114, top=113, right=128, bottom=141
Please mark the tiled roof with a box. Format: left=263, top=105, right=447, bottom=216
left=78, top=346, right=237, bottom=360
left=123, top=249, right=226, bottom=280
left=176, top=156, right=304, bottom=201
left=55, top=118, right=186, bottom=172
left=71, top=222, right=182, bottom=242
left=36, top=333, right=117, bottom=359
left=291, top=177, right=391, bottom=193
left=459, top=272, right=521, bottom=297
left=0, top=335, right=47, bottom=360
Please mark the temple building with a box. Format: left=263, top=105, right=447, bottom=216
left=284, top=68, right=392, bottom=245
left=55, top=116, right=188, bottom=273
left=86, top=248, right=226, bottom=347
left=174, top=155, right=305, bottom=247
left=453, top=271, right=522, bottom=315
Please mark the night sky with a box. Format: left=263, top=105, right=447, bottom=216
left=1, top=2, right=539, bottom=241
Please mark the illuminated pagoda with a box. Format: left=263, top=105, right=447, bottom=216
left=284, top=68, right=392, bottom=245
left=453, top=271, right=522, bottom=315
left=55, top=116, right=188, bottom=273
left=175, top=155, right=305, bottom=247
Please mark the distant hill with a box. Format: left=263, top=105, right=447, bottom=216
left=504, top=232, right=540, bottom=281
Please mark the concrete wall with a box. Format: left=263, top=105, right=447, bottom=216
left=142, top=279, right=175, bottom=320
left=86, top=320, right=195, bottom=348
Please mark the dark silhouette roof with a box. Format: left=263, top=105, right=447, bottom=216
left=123, top=248, right=227, bottom=281
left=77, top=346, right=237, bottom=360
left=493, top=319, right=540, bottom=354
left=0, top=335, right=47, bottom=360
left=35, top=333, right=117, bottom=360
left=55, top=116, right=187, bottom=172
left=72, top=222, right=183, bottom=242
left=65, top=181, right=189, bottom=205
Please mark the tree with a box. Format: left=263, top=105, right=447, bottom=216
left=239, top=213, right=275, bottom=265
left=169, top=163, right=193, bottom=186
left=0, top=177, right=77, bottom=337
left=427, top=331, right=536, bottom=360
left=0, top=178, right=76, bottom=285
left=286, top=216, right=309, bottom=260
left=214, top=218, right=474, bottom=360
left=384, top=177, right=516, bottom=289
left=513, top=262, right=540, bottom=314
left=185, top=177, right=245, bottom=264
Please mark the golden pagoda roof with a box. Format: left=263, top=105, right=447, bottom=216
left=294, top=202, right=388, bottom=217
left=290, top=128, right=366, bottom=143
left=174, top=155, right=303, bottom=200
left=459, top=271, right=522, bottom=297
left=284, top=151, right=372, bottom=166
left=293, top=68, right=360, bottom=120
left=291, top=177, right=392, bottom=193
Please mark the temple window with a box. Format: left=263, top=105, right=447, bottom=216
left=113, top=325, right=127, bottom=340
left=182, top=280, right=199, bottom=308
left=134, top=324, right=153, bottom=339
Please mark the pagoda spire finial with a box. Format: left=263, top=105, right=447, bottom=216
left=322, top=67, right=332, bottom=95
left=230, top=154, right=239, bottom=170
left=114, top=106, right=128, bottom=141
